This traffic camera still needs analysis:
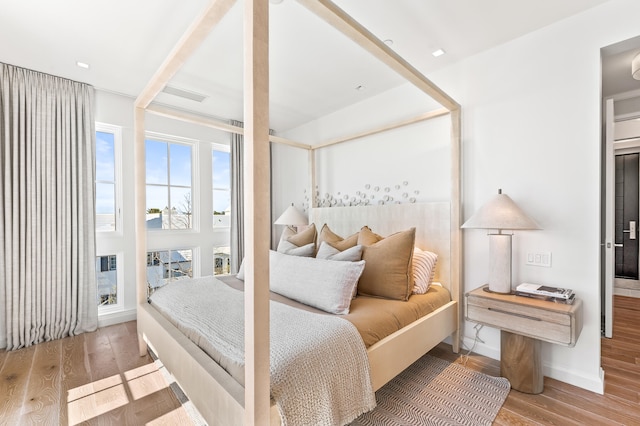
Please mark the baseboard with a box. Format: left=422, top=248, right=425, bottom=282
left=98, top=308, right=137, bottom=328
left=614, top=287, right=640, bottom=298
left=460, top=335, right=500, bottom=361
left=544, top=364, right=605, bottom=395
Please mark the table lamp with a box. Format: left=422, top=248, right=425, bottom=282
left=274, top=203, right=308, bottom=230
left=462, top=189, right=541, bottom=293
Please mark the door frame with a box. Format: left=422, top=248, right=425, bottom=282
left=603, top=97, right=640, bottom=338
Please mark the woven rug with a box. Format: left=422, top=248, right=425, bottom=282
left=350, top=354, right=510, bottom=426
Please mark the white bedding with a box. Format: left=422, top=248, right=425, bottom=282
left=149, top=276, right=376, bottom=425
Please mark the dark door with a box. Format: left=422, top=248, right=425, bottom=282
left=615, top=153, right=639, bottom=279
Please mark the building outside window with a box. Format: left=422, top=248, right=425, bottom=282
left=96, top=255, right=118, bottom=306
left=147, top=249, right=193, bottom=291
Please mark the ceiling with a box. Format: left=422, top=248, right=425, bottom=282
left=602, top=35, right=640, bottom=99
left=0, top=0, right=616, bottom=133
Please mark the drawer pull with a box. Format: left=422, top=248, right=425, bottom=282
left=488, top=307, right=542, bottom=321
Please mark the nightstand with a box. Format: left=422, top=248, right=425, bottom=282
left=465, top=285, right=583, bottom=394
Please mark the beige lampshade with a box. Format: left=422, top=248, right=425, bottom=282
left=462, top=189, right=541, bottom=231
left=633, top=52, right=640, bottom=81
left=274, top=203, right=308, bottom=226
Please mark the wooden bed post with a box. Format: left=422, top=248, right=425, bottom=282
left=450, top=108, right=462, bottom=353
left=244, top=0, right=271, bottom=423
left=134, top=106, right=148, bottom=357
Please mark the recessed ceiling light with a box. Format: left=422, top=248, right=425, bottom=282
left=383, top=39, right=394, bottom=46
left=76, top=61, right=90, bottom=69
left=431, top=49, right=445, bottom=57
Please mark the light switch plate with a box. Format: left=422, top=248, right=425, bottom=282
left=526, top=251, right=552, bottom=267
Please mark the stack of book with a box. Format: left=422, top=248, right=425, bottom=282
left=515, top=283, right=575, bottom=305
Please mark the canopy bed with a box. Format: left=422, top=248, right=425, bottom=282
left=133, top=0, right=462, bottom=424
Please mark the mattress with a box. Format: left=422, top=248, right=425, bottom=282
left=149, top=274, right=451, bottom=383
left=218, top=274, right=451, bottom=348
left=148, top=276, right=375, bottom=424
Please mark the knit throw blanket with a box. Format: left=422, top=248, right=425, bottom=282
left=150, top=277, right=376, bottom=425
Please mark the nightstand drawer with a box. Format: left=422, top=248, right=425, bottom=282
left=465, top=286, right=582, bottom=347
left=466, top=304, right=572, bottom=345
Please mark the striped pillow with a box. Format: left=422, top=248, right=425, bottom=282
left=412, top=247, right=438, bottom=294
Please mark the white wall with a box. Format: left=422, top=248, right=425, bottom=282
left=95, top=90, right=231, bottom=326
left=274, top=0, right=640, bottom=393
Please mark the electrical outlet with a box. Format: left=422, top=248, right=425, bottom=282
left=526, top=251, right=552, bottom=267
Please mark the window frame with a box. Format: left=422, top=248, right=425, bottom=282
left=95, top=122, right=123, bottom=234
left=145, top=131, right=200, bottom=232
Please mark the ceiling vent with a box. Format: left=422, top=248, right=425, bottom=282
left=161, top=85, right=208, bottom=102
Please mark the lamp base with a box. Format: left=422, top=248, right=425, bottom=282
left=488, top=233, right=513, bottom=294
left=482, top=286, right=515, bottom=295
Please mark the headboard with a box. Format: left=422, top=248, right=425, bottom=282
left=310, top=202, right=451, bottom=290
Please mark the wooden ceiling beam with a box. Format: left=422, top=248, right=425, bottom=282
left=297, top=0, right=460, bottom=112
left=135, top=0, right=237, bottom=109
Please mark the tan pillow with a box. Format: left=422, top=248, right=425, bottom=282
left=280, top=223, right=317, bottom=247
left=357, top=227, right=416, bottom=301
left=357, top=226, right=383, bottom=246
left=317, top=224, right=358, bottom=253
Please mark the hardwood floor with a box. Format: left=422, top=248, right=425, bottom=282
left=0, top=321, right=191, bottom=425
left=0, top=296, right=638, bottom=425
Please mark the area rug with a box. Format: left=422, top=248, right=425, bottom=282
left=350, top=354, right=510, bottom=426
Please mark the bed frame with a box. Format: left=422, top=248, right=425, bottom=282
left=134, top=0, right=462, bottom=424
left=138, top=202, right=458, bottom=424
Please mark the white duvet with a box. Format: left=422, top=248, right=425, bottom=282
left=149, top=276, right=376, bottom=426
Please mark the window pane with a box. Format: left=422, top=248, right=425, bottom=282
left=170, top=144, right=192, bottom=187
left=96, top=183, right=116, bottom=232
left=213, top=149, right=231, bottom=229
left=147, top=249, right=193, bottom=289
left=146, top=186, right=168, bottom=229
left=146, top=140, right=168, bottom=185
left=96, top=131, right=115, bottom=181
left=214, top=246, right=230, bottom=275
left=170, top=187, right=192, bottom=229
left=213, top=189, right=230, bottom=227
left=96, top=255, right=117, bottom=306
left=212, top=150, right=230, bottom=189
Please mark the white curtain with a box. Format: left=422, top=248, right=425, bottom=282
left=230, top=120, right=244, bottom=274
left=0, top=63, right=97, bottom=350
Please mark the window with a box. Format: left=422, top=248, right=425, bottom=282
left=95, top=127, right=121, bottom=232
left=212, top=145, right=231, bottom=228
left=146, top=249, right=193, bottom=289
left=96, top=255, right=118, bottom=306
left=146, top=138, right=193, bottom=230
left=95, top=123, right=123, bottom=314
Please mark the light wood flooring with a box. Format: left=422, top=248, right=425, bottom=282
left=0, top=295, right=638, bottom=425
left=0, top=321, right=192, bottom=425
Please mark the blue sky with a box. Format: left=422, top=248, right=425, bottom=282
left=212, top=150, right=230, bottom=213
left=95, top=131, right=115, bottom=215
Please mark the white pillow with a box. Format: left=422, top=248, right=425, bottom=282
left=412, top=247, right=438, bottom=294
left=277, top=240, right=315, bottom=257
left=316, top=242, right=363, bottom=261
left=269, top=250, right=365, bottom=315
left=236, top=259, right=245, bottom=280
